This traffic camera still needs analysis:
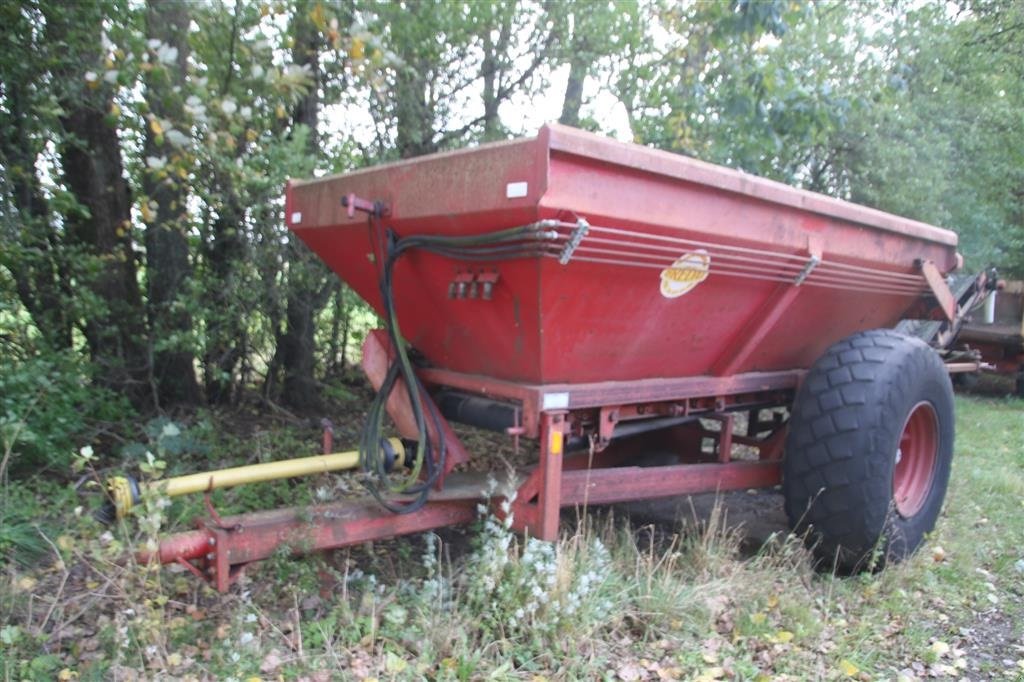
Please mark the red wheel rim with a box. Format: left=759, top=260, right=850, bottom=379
left=893, top=401, right=938, bottom=518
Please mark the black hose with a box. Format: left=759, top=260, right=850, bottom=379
left=358, top=219, right=556, bottom=513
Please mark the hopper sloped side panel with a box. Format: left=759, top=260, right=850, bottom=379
left=286, top=136, right=549, bottom=382
left=534, top=131, right=958, bottom=382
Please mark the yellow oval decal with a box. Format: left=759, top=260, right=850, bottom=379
left=659, top=249, right=710, bottom=298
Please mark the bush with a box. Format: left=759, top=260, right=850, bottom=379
left=0, top=350, right=130, bottom=475
left=0, top=295, right=131, bottom=476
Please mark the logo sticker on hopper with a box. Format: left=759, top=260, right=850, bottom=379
left=659, top=249, right=710, bottom=298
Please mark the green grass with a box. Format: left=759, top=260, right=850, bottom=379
left=2, top=395, right=1023, bottom=680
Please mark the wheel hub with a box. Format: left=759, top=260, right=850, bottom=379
left=893, top=401, right=939, bottom=518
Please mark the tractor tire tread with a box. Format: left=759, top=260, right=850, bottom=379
left=782, top=329, right=954, bottom=572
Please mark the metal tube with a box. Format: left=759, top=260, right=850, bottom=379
left=107, top=439, right=405, bottom=519
left=555, top=222, right=928, bottom=283
left=153, top=449, right=361, bottom=497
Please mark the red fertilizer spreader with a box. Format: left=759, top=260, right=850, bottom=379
left=136, top=125, right=991, bottom=590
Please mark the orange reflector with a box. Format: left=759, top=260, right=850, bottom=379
left=549, top=430, right=563, bottom=456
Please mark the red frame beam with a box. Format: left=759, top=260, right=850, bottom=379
left=560, top=461, right=780, bottom=507
left=151, top=367, right=800, bottom=591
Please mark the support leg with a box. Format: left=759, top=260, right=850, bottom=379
left=535, top=412, right=566, bottom=541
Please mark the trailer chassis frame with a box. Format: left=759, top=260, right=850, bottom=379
left=150, top=339, right=801, bottom=591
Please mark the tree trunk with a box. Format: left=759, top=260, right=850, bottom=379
left=559, top=14, right=590, bottom=129
left=143, top=0, right=201, bottom=407
left=203, top=198, right=246, bottom=406
left=558, top=54, right=588, bottom=128
left=1, top=76, right=71, bottom=350
left=394, top=65, right=435, bottom=158
left=393, top=1, right=436, bottom=159
left=47, top=2, right=149, bottom=405
left=481, top=30, right=500, bottom=140
left=480, top=9, right=512, bottom=141
left=276, top=0, right=330, bottom=410
left=326, top=286, right=345, bottom=377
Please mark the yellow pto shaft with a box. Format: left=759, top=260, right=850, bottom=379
left=104, top=438, right=405, bottom=520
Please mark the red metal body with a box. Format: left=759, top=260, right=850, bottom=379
left=286, top=124, right=957, bottom=385
left=152, top=126, right=964, bottom=590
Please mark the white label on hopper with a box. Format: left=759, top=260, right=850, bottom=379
left=542, top=392, right=570, bottom=410
left=290, top=212, right=302, bottom=224
left=506, top=181, right=528, bottom=199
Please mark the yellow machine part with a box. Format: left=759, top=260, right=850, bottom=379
left=107, top=438, right=405, bottom=519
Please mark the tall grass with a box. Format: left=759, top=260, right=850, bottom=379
left=3, top=394, right=1022, bottom=679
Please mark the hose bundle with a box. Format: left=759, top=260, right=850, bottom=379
left=359, top=218, right=557, bottom=513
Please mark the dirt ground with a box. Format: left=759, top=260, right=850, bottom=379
left=619, top=488, right=789, bottom=556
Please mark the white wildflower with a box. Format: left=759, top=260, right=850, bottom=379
left=184, top=99, right=207, bottom=123
left=220, top=98, right=238, bottom=116
left=156, top=44, right=178, bottom=65
left=284, top=63, right=312, bottom=78
left=145, top=156, right=167, bottom=170
left=165, top=129, right=189, bottom=148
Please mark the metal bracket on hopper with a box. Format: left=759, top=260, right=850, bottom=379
left=793, top=254, right=821, bottom=286
left=559, top=218, right=590, bottom=265
left=341, top=193, right=389, bottom=219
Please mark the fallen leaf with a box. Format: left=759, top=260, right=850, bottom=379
left=261, top=651, right=282, bottom=673
left=838, top=659, right=859, bottom=677
left=616, top=661, right=643, bottom=681
left=384, top=652, right=407, bottom=673
left=930, top=641, right=950, bottom=658
left=697, top=666, right=725, bottom=680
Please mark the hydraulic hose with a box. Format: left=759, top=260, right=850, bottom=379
left=358, top=218, right=557, bottom=513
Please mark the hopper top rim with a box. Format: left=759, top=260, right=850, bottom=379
left=542, top=123, right=957, bottom=248
left=289, top=123, right=958, bottom=248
